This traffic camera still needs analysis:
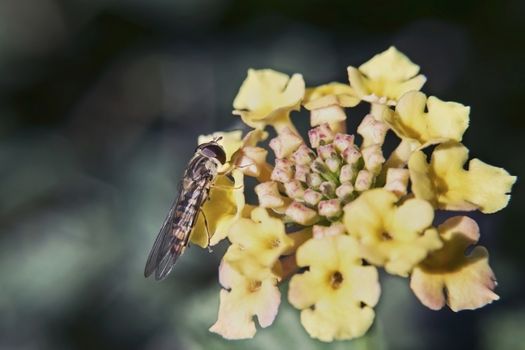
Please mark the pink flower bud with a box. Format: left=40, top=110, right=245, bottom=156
left=271, top=159, right=293, bottom=183
left=318, top=144, right=337, bottom=160
left=291, top=144, right=315, bottom=165
left=269, top=127, right=303, bottom=158
left=325, top=157, right=341, bottom=173
left=284, top=180, right=305, bottom=200
left=384, top=168, right=410, bottom=197
left=304, top=189, right=323, bottom=206
left=306, top=173, right=323, bottom=189
left=319, top=181, right=336, bottom=197
left=255, top=181, right=285, bottom=208
left=285, top=202, right=319, bottom=226
left=361, top=144, right=385, bottom=174
left=308, top=123, right=334, bottom=148
left=310, top=157, right=329, bottom=174
left=335, top=183, right=354, bottom=201
left=357, top=114, right=389, bottom=147
left=355, top=170, right=374, bottom=191
left=339, top=164, right=355, bottom=183
left=342, top=145, right=361, bottom=165
left=235, top=146, right=268, bottom=177
left=333, top=133, right=355, bottom=152
left=318, top=199, right=342, bottom=218
left=294, top=164, right=310, bottom=182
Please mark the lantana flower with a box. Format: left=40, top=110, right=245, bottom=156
left=223, top=207, right=294, bottom=280
left=233, top=69, right=305, bottom=133
left=209, top=261, right=281, bottom=339
left=408, top=142, right=516, bottom=213
left=410, top=216, right=499, bottom=311
left=288, top=235, right=380, bottom=342
left=182, top=49, right=516, bottom=342
left=343, top=189, right=443, bottom=276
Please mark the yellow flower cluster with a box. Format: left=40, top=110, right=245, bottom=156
left=191, top=47, right=516, bottom=342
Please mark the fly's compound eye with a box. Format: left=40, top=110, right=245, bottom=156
left=199, top=143, right=227, bottom=164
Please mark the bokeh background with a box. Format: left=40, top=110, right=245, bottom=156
left=0, top=0, right=524, bottom=349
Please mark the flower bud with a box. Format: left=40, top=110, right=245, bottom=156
left=333, top=133, right=355, bottom=153
left=318, top=144, right=337, bottom=160
left=318, top=199, right=342, bottom=219
left=310, top=105, right=346, bottom=127
left=306, top=173, right=323, bottom=189
left=310, top=157, right=329, bottom=174
left=255, top=181, right=285, bottom=208
left=354, top=170, right=374, bottom=192
left=342, top=145, right=361, bottom=165
left=335, top=183, right=354, bottom=201
left=291, top=144, right=315, bottom=165
left=357, top=114, right=389, bottom=147
left=361, top=144, right=385, bottom=174
left=384, top=168, right=410, bottom=197
left=339, top=164, right=355, bottom=183
left=319, top=181, right=336, bottom=197
left=294, top=164, right=310, bottom=182
left=325, top=157, right=341, bottom=173
left=235, top=146, right=268, bottom=177
left=271, top=159, right=293, bottom=183
left=303, top=189, right=323, bottom=206
left=308, top=123, right=335, bottom=148
left=269, top=127, right=303, bottom=158
left=284, top=180, right=305, bottom=200
left=285, top=202, right=319, bottom=225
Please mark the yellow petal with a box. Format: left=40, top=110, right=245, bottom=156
left=409, top=142, right=517, bottom=213
left=300, top=297, right=375, bottom=342
left=288, top=235, right=380, bottom=341
left=210, top=262, right=281, bottom=339
left=387, top=75, right=427, bottom=100
left=304, top=82, right=360, bottom=109
left=410, top=216, right=499, bottom=311
left=348, top=47, right=426, bottom=102
left=343, top=189, right=442, bottom=276
left=386, top=91, right=469, bottom=145
left=347, top=66, right=369, bottom=98
left=359, top=46, right=421, bottom=82
left=233, top=69, right=305, bottom=132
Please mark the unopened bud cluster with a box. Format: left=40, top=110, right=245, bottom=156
left=256, top=118, right=388, bottom=227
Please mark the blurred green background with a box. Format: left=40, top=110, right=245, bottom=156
left=0, top=0, right=523, bottom=349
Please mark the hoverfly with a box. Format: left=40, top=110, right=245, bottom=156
left=144, top=138, right=227, bottom=280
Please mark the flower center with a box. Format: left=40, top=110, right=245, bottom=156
left=381, top=232, right=392, bottom=241
left=248, top=280, right=262, bottom=293
left=330, top=271, right=344, bottom=289
left=269, top=238, right=281, bottom=249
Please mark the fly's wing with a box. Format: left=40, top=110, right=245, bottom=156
left=143, top=199, right=178, bottom=279
left=144, top=162, right=212, bottom=280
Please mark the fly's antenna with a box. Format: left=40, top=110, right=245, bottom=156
left=213, top=136, right=223, bottom=143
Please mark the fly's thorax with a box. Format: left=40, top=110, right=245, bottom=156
left=186, top=154, right=220, bottom=183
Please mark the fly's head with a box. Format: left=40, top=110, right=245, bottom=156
left=197, top=138, right=227, bottom=166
